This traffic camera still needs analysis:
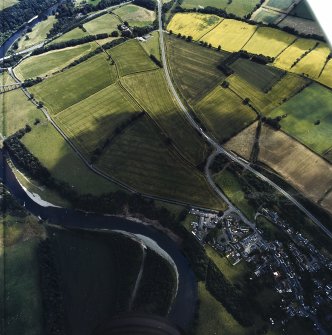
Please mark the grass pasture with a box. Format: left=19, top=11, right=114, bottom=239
left=141, top=31, right=161, bottom=61
left=167, top=13, right=222, bottom=40
left=201, top=19, right=257, bottom=52
left=230, top=58, right=285, bottom=92
left=228, top=72, right=310, bottom=114
left=30, top=53, right=116, bottom=114
left=289, top=0, right=314, bottom=20
left=110, top=39, right=158, bottom=76
left=257, top=125, right=332, bottom=212
left=274, top=38, right=317, bottom=71
left=98, top=115, right=225, bottom=209
left=194, top=86, right=257, bottom=143
left=15, top=42, right=98, bottom=80
left=292, top=43, right=331, bottom=79
left=55, top=83, right=140, bottom=156
left=122, top=69, right=209, bottom=165
left=196, top=282, right=249, bottom=335
left=83, top=13, right=121, bottom=35
left=319, top=59, right=332, bottom=88
left=269, top=83, right=332, bottom=158
left=113, top=4, right=156, bottom=27
left=18, top=16, right=57, bottom=51
left=166, top=34, right=228, bottom=103
left=50, top=27, right=88, bottom=44
left=181, top=0, right=229, bottom=10
left=254, top=8, right=281, bottom=24
left=242, top=27, right=296, bottom=58
left=2, top=0, right=18, bottom=9
left=0, top=89, right=43, bottom=137
left=0, top=71, right=15, bottom=85
left=22, top=122, right=119, bottom=195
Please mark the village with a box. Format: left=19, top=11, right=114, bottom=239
left=189, top=207, right=332, bottom=326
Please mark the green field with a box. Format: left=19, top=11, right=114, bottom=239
left=49, top=227, right=143, bottom=335
left=181, top=0, right=261, bottom=17
left=30, top=53, right=117, bottom=114
left=98, top=115, right=225, bottom=209
left=113, top=4, right=156, bottom=27
left=0, top=89, right=43, bottom=137
left=22, top=122, right=119, bottom=195
left=266, top=0, right=293, bottom=10
left=230, top=58, right=285, bottom=92
left=110, top=39, right=158, bottom=76
left=194, top=86, right=257, bottom=143
left=1, top=198, right=44, bottom=335
left=269, top=83, right=332, bottom=159
left=289, top=0, right=314, bottom=20
left=141, top=31, right=161, bottom=61
left=122, top=69, right=209, bottom=165
left=213, top=168, right=256, bottom=220
left=228, top=72, right=310, bottom=114
left=55, top=83, right=140, bottom=156
left=18, top=16, right=57, bottom=51
left=15, top=42, right=98, bottom=80
left=195, top=282, right=249, bottom=335
left=50, top=27, right=88, bottom=44
left=83, top=13, right=121, bottom=35
left=166, top=34, right=228, bottom=104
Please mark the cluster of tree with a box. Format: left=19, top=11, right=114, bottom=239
left=65, top=37, right=127, bottom=69
left=217, top=62, right=234, bottom=76
left=132, top=0, right=156, bottom=11
left=206, top=261, right=254, bottom=326
left=1, top=54, right=23, bottom=68
left=209, top=154, right=231, bottom=174
left=132, top=22, right=158, bottom=37
left=149, top=54, right=162, bottom=67
left=90, top=111, right=145, bottom=163
left=31, top=33, right=109, bottom=55
left=262, top=116, right=281, bottom=130
left=0, top=0, right=58, bottom=40
left=37, top=239, right=66, bottom=335
left=162, top=1, right=173, bottom=13
left=22, top=77, right=43, bottom=87
left=133, top=249, right=176, bottom=315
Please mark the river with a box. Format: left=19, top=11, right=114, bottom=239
left=0, top=149, right=197, bottom=330
left=0, top=0, right=65, bottom=58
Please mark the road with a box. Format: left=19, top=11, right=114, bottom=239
left=156, top=0, right=332, bottom=239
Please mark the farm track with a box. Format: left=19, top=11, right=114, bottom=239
left=156, top=0, right=332, bottom=239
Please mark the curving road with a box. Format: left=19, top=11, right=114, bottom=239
left=156, top=0, right=332, bottom=239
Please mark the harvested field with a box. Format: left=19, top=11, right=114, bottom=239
left=228, top=72, right=310, bottom=114
left=83, top=13, right=121, bottom=35
left=274, top=38, right=317, bottom=71
left=278, top=16, right=323, bottom=37
left=55, top=83, right=140, bottom=156
left=319, top=59, right=332, bottom=88
left=224, top=122, right=258, bottom=160
left=258, top=125, right=332, bottom=214
left=15, top=43, right=98, bottom=80
left=167, top=13, right=222, bottom=40
left=98, top=116, right=225, bottom=209
left=122, top=69, right=209, bottom=165
left=292, top=43, right=331, bottom=79
left=201, top=19, right=257, bottom=52
left=194, top=86, right=257, bottom=143
left=113, top=4, right=155, bottom=27
left=166, top=34, right=228, bottom=104
left=110, top=39, right=158, bottom=76
left=230, top=58, right=285, bottom=92
left=30, top=53, right=116, bottom=114
left=242, top=27, right=296, bottom=58
left=269, top=83, right=332, bottom=158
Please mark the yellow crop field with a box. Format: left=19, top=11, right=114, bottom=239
left=201, top=19, right=256, bottom=52
left=292, top=43, right=331, bottom=79
left=243, top=27, right=296, bottom=58
left=274, top=38, right=317, bottom=70
left=167, top=13, right=222, bottom=40
left=319, top=59, right=332, bottom=88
